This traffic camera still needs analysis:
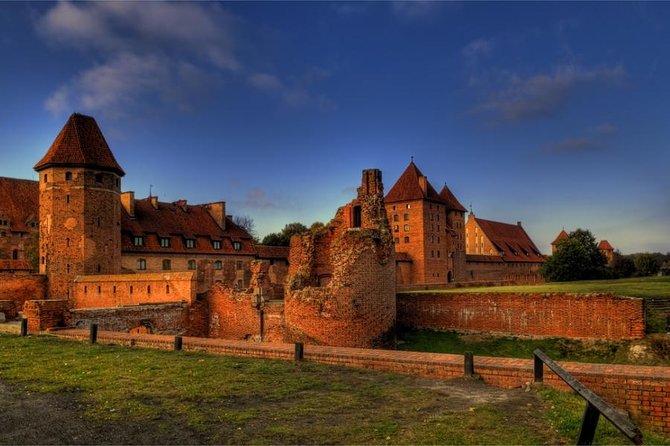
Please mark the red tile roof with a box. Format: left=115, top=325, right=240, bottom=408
left=0, top=177, right=38, bottom=232
left=121, top=197, right=255, bottom=255
left=598, top=240, right=614, bottom=251
left=439, top=184, right=467, bottom=212
left=385, top=161, right=444, bottom=204
left=255, top=245, right=290, bottom=259
left=465, top=254, right=505, bottom=263
left=475, top=217, right=544, bottom=263
left=34, top=113, right=125, bottom=176
left=551, top=230, right=569, bottom=245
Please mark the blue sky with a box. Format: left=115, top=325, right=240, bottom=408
left=1, top=1, right=668, bottom=254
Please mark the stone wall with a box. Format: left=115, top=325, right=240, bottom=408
left=397, top=292, right=646, bottom=340
left=0, top=300, right=18, bottom=320
left=0, top=273, right=47, bottom=309
left=72, top=272, right=196, bottom=308
left=69, top=303, right=191, bottom=334
left=22, top=299, right=69, bottom=332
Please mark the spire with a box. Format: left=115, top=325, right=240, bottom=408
left=34, top=113, right=125, bottom=176
left=385, top=160, right=443, bottom=203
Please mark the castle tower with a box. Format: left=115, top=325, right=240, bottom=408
left=34, top=113, right=125, bottom=301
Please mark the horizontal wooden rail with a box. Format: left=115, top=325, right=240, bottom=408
left=533, top=349, right=642, bottom=445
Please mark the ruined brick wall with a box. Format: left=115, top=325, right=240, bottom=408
left=0, top=300, right=18, bottom=319
left=206, top=261, right=284, bottom=342
left=0, top=273, right=46, bottom=309
left=69, top=302, right=190, bottom=334
left=397, top=292, right=645, bottom=340
left=22, top=299, right=69, bottom=332
left=285, top=169, right=396, bottom=348
left=72, top=272, right=195, bottom=308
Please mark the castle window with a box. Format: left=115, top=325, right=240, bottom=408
left=352, top=205, right=362, bottom=228
left=393, top=214, right=398, bottom=222
left=404, top=236, right=410, bottom=243
left=431, top=250, right=434, bottom=258
left=437, top=250, right=441, bottom=258
left=160, top=238, right=170, bottom=248
left=41, top=256, right=45, bottom=265
left=66, top=195, right=70, bottom=204
left=233, top=242, right=242, bottom=250
left=162, top=259, right=171, bottom=270
left=212, top=240, right=221, bottom=250
left=430, top=214, right=434, bottom=221
left=393, top=225, right=399, bottom=232
left=188, top=259, right=196, bottom=270
left=437, top=237, right=440, bottom=243
left=392, top=205, right=396, bottom=211
left=236, top=260, right=243, bottom=270
left=166, top=285, right=170, bottom=294
left=43, top=174, right=48, bottom=183
left=137, top=259, right=146, bottom=270
left=97, top=286, right=101, bottom=294
left=95, top=173, right=103, bottom=183
left=130, top=286, right=133, bottom=294
left=403, top=213, right=409, bottom=221
left=404, top=225, right=410, bottom=231
left=214, top=260, right=223, bottom=270
left=133, top=236, right=144, bottom=247
left=113, top=286, right=116, bottom=294
left=437, top=215, right=440, bottom=222
left=66, top=264, right=70, bottom=273
left=406, top=204, right=411, bottom=209
left=394, top=238, right=399, bottom=244
left=185, top=239, right=196, bottom=249
left=147, top=285, right=151, bottom=295
left=65, top=171, right=72, bottom=181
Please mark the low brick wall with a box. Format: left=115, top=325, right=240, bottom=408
left=0, top=273, right=47, bottom=309
left=69, top=302, right=191, bottom=335
left=23, top=300, right=68, bottom=332
left=52, top=329, right=670, bottom=436
left=0, top=300, right=17, bottom=319
left=397, top=292, right=646, bottom=340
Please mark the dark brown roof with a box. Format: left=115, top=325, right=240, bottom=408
left=439, top=184, right=467, bottom=212
left=34, top=113, right=125, bottom=176
left=465, top=254, right=505, bottom=263
left=475, top=217, right=544, bottom=263
left=551, top=230, right=569, bottom=245
left=0, top=177, right=38, bottom=232
left=255, top=245, right=290, bottom=260
left=385, top=161, right=444, bottom=204
left=598, top=240, right=614, bottom=251
left=121, top=197, right=254, bottom=255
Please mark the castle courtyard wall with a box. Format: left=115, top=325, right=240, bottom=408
left=0, top=273, right=47, bottom=310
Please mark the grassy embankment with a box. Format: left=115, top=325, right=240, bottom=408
left=3, top=333, right=667, bottom=444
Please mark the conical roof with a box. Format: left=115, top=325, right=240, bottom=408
left=439, top=184, right=467, bottom=212
left=385, top=161, right=443, bottom=203
left=551, top=230, right=569, bottom=245
left=34, top=113, right=125, bottom=176
left=598, top=240, right=614, bottom=250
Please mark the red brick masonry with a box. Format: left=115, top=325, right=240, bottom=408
left=398, top=292, right=646, bottom=340
left=52, top=329, right=670, bottom=435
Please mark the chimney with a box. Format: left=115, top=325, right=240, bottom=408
left=517, top=221, right=522, bottom=227
left=150, top=196, right=159, bottom=210
left=120, top=191, right=135, bottom=217
left=418, top=175, right=428, bottom=196
left=206, top=202, right=226, bottom=230
left=174, top=199, right=188, bottom=212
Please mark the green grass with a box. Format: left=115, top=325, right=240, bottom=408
left=0, top=333, right=560, bottom=444
left=539, top=388, right=669, bottom=445
left=408, top=276, right=670, bottom=298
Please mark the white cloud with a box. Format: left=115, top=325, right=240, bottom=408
left=462, top=38, right=493, bottom=61
left=248, top=68, right=336, bottom=110
left=248, top=73, right=283, bottom=91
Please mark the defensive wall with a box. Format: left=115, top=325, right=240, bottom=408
left=0, top=273, right=46, bottom=310
left=52, top=328, right=670, bottom=436
left=397, top=292, right=646, bottom=340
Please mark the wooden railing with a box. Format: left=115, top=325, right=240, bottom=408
left=533, top=349, right=642, bottom=445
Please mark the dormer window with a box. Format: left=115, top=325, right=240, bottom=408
left=212, top=240, right=221, bottom=250
left=233, top=241, right=241, bottom=250
left=160, top=237, right=170, bottom=248
left=185, top=239, right=196, bottom=249
left=95, top=173, right=103, bottom=183
left=133, top=236, right=144, bottom=247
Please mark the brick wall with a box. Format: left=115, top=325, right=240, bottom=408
left=0, top=273, right=47, bottom=309
left=397, top=292, right=645, bottom=340
left=69, top=303, right=190, bottom=334
left=53, top=328, right=670, bottom=436
left=72, top=272, right=195, bottom=308
left=0, top=300, right=17, bottom=319
left=23, top=299, right=69, bottom=332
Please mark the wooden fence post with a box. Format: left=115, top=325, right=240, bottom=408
left=89, top=323, right=98, bottom=344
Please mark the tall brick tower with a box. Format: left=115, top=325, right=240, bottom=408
left=34, top=113, right=125, bottom=301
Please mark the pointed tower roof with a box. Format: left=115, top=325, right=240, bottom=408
left=598, top=240, right=614, bottom=251
left=34, top=113, right=125, bottom=176
left=385, top=161, right=444, bottom=203
left=551, top=229, right=569, bottom=245
left=439, top=184, right=467, bottom=212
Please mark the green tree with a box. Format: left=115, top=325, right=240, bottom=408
left=25, top=231, right=39, bottom=272
left=610, top=251, right=636, bottom=278
left=540, top=229, right=607, bottom=282
left=261, top=222, right=308, bottom=246
left=634, top=253, right=661, bottom=276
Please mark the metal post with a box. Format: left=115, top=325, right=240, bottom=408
left=20, top=318, right=28, bottom=337
left=464, top=351, right=474, bottom=377
left=294, top=343, right=304, bottom=362
left=577, top=402, right=601, bottom=445
left=89, top=323, right=98, bottom=344
left=534, top=352, right=544, bottom=383
left=174, top=335, right=183, bottom=351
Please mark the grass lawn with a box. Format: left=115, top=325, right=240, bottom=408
left=406, top=276, right=670, bottom=299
